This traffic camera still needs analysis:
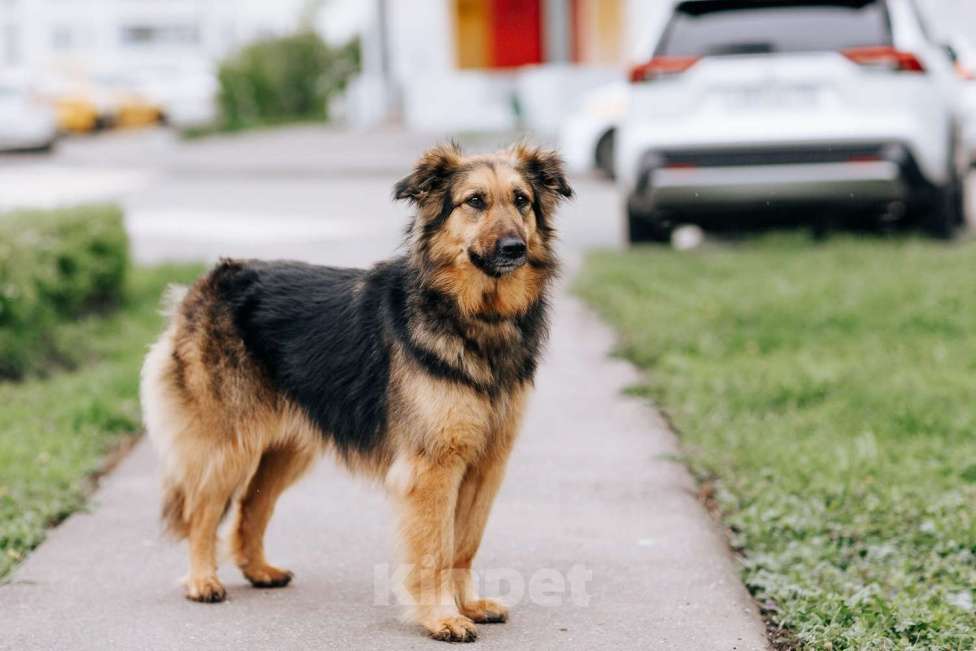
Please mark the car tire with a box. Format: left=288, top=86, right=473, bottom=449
left=627, top=207, right=671, bottom=244
left=595, top=129, right=616, bottom=179
left=923, top=175, right=964, bottom=240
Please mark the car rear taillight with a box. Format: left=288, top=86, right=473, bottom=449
left=842, top=46, right=925, bottom=73
left=629, top=56, right=700, bottom=83
left=956, top=63, right=976, bottom=81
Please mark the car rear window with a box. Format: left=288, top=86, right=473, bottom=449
left=656, top=0, right=892, bottom=57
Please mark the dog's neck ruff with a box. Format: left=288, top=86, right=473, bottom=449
left=393, top=261, right=550, bottom=398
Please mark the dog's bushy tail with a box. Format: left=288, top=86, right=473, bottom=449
left=143, top=299, right=191, bottom=540
left=160, top=284, right=188, bottom=320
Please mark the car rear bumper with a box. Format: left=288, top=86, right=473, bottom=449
left=628, top=143, right=926, bottom=213
left=634, top=161, right=904, bottom=210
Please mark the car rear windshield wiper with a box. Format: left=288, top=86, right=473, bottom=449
left=707, top=42, right=777, bottom=56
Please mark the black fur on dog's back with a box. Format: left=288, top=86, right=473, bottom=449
left=212, top=259, right=395, bottom=454
left=210, top=256, right=550, bottom=457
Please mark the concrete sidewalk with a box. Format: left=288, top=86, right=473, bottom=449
left=1, top=283, right=767, bottom=650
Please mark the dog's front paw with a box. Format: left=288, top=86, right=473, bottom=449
left=425, top=615, right=479, bottom=643
left=185, top=575, right=226, bottom=603
left=243, top=564, right=294, bottom=588
left=460, top=598, right=508, bottom=624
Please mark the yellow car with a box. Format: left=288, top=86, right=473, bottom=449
left=53, top=97, right=99, bottom=133
left=40, top=73, right=162, bottom=133
left=93, top=73, right=163, bottom=129
left=115, top=93, right=163, bottom=128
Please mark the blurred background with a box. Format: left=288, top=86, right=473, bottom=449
left=0, top=0, right=974, bottom=246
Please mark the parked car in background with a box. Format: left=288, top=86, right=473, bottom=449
left=560, top=81, right=628, bottom=178
left=35, top=73, right=99, bottom=133
left=90, top=72, right=163, bottom=129
left=0, top=71, right=58, bottom=152
left=34, top=70, right=166, bottom=133
left=617, top=0, right=971, bottom=242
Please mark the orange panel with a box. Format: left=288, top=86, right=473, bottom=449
left=454, top=0, right=491, bottom=68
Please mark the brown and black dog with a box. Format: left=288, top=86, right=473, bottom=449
left=139, top=143, right=572, bottom=642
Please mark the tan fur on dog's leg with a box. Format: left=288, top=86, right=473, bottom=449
left=452, top=459, right=510, bottom=624
left=185, top=483, right=237, bottom=602
left=395, top=453, right=478, bottom=643
left=231, top=445, right=314, bottom=588
left=182, top=439, right=256, bottom=603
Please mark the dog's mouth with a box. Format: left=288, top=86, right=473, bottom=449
left=469, top=250, right=527, bottom=278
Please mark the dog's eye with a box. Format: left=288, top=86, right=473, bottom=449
left=466, top=195, right=485, bottom=210
left=514, top=192, right=530, bottom=210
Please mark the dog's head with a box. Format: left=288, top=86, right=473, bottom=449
left=395, top=143, right=573, bottom=315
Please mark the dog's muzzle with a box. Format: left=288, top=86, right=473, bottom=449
left=471, top=236, right=527, bottom=277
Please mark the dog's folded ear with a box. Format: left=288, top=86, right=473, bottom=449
left=394, top=142, right=463, bottom=205
left=513, top=144, right=574, bottom=203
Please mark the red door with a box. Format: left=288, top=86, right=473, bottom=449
left=489, top=0, right=542, bottom=68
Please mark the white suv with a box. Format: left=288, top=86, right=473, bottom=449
left=617, top=0, right=970, bottom=241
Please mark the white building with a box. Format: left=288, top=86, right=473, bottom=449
left=0, top=0, right=320, bottom=75
left=917, top=0, right=976, bottom=47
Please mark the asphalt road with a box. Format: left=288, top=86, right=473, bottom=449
left=0, top=127, right=768, bottom=650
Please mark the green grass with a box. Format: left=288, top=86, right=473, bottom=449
left=0, top=264, right=202, bottom=579
left=576, top=235, right=976, bottom=650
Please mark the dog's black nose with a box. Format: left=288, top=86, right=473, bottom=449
left=497, top=237, right=527, bottom=259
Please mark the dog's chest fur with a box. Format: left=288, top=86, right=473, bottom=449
left=213, top=257, right=548, bottom=458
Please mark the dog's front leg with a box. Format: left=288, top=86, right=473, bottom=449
left=393, top=453, right=478, bottom=642
left=452, top=457, right=510, bottom=624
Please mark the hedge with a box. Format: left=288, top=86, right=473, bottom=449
left=216, top=32, right=360, bottom=130
left=0, top=204, right=129, bottom=379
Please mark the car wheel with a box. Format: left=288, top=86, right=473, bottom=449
left=595, top=129, right=616, bottom=179
left=627, top=207, right=671, bottom=244
left=923, top=175, right=964, bottom=240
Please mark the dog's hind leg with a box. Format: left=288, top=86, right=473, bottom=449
left=393, top=453, right=478, bottom=643
left=183, top=442, right=254, bottom=603
left=231, top=444, right=315, bottom=588
left=452, top=458, right=510, bottom=624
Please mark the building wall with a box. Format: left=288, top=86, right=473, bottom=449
left=917, top=0, right=976, bottom=48
left=387, top=0, right=455, bottom=80
left=354, top=0, right=665, bottom=132
left=0, top=0, right=313, bottom=73
left=572, top=0, right=624, bottom=65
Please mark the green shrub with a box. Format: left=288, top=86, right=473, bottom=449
left=216, top=32, right=360, bottom=130
left=0, top=204, right=129, bottom=379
